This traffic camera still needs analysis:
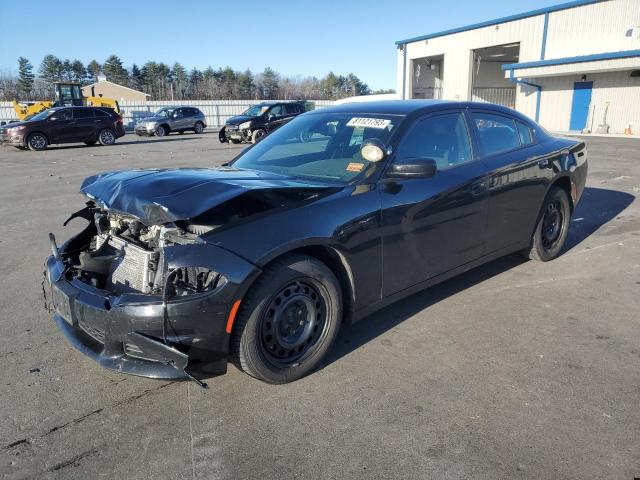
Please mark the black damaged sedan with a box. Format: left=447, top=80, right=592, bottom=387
left=45, top=101, right=587, bottom=385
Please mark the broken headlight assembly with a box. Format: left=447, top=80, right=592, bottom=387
left=163, top=266, right=227, bottom=299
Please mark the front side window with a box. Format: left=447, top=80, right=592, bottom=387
left=232, top=113, right=402, bottom=184
left=471, top=112, right=520, bottom=156
left=396, top=112, right=472, bottom=169
left=269, top=105, right=284, bottom=118
left=53, top=109, right=72, bottom=121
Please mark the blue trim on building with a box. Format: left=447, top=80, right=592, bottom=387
left=395, top=0, right=600, bottom=45
left=502, top=49, right=640, bottom=70
left=508, top=70, right=542, bottom=122
left=540, top=13, right=549, bottom=60
left=402, top=47, right=407, bottom=99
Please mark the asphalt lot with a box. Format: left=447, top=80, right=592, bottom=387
left=0, top=132, right=638, bottom=479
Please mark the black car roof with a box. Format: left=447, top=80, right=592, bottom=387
left=314, top=100, right=527, bottom=119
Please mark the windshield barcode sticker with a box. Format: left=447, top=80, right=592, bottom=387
left=346, top=117, right=391, bottom=129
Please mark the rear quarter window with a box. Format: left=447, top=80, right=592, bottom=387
left=516, top=120, right=534, bottom=145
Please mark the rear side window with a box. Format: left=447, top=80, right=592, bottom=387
left=285, top=104, right=302, bottom=115
left=74, top=109, right=94, bottom=119
left=94, top=109, right=112, bottom=118
left=516, top=120, right=534, bottom=145
left=471, top=112, right=520, bottom=156
left=396, top=112, right=472, bottom=169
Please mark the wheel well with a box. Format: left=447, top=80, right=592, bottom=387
left=551, top=176, right=573, bottom=211
left=28, top=131, right=48, bottom=142
left=259, top=246, right=355, bottom=324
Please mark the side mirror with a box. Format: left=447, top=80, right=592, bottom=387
left=386, top=158, right=437, bottom=179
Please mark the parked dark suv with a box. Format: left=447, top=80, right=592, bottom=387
left=0, top=106, right=125, bottom=151
left=219, top=101, right=311, bottom=144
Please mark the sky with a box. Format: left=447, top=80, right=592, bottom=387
left=0, top=0, right=562, bottom=91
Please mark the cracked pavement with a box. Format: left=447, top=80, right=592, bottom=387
left=0, top=133, right=638, bottom=479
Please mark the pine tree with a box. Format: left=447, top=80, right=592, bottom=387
left=102, top=55, right=129, bottom=85
left=86, top=60, right=101, bottom=81
left=260, top=67, right=279, bottom=99
left=130, top=64, right=144, bottom=91
left=39, top=55, right=63, bottom=83
left=71, top=60, right=87, bottom=83
left=17, top=57, right=34, bottom=98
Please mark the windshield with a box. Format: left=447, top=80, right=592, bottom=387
left=231, top=112, right=403, bottom=184
left=242, top=105, right=270, bottom=117
left=154, top=108, right=175, bottom=118
left=27, top=110, right=56, bottom=122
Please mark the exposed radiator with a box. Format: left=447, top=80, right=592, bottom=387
left=96, top=234, right=157, bottom=293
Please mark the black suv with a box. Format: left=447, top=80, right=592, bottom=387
left=219, top=101, right=311, bottom=144
left=0, top=106, right=125, bottom=151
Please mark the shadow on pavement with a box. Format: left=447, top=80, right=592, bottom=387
left=565, top=187, right=635, bottom=250
left=326, top=186, right=635, bottom=369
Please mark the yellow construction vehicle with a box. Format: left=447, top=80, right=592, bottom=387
left=12, top=81, right=121, bottom=121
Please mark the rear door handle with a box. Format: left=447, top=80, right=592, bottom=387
left=471, top=179, right=488, bottom=196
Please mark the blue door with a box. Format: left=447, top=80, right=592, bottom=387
left=569, top=81, right=593, bottom=131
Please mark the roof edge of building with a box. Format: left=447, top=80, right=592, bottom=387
left=82, top=80, right=151, bottom=97
left=395, top=0, right=601, bottom=46
left=502, top=49, right=640, bottom=70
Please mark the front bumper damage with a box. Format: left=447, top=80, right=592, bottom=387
left=44, top=232, right=259, bottom=385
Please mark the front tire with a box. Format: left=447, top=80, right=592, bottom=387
left=230, top=255, right=342, bottom=384
left=98, top=129, right=116, bottom=146
left=251, top=129, right=266, bottom=144
left=524, top=186, right=571, bottom=261
left=154, top=125, right=168, bottom=137
left=27, top=133, right=48, bottom=151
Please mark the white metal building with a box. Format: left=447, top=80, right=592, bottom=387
left=396, top=0, right=640, bottom=135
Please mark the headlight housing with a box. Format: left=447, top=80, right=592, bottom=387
left=239, top=121, right=252, bottom=130
left=145, top=121, right=157, bottom=128
left=8, top=125, right=26, bottom=132
left=164, top=267, right=227, bottom=298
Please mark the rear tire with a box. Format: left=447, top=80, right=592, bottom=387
left=98, top=129, right=116, bottom=146
left=194, top=122, right=204, bottom=134
left=230, top=254, right=342, bottom=384
left=523, top=186, right=571, bottom=261
left=27, top=133, right=48, bottom=151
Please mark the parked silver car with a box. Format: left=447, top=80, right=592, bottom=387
left=135, top=107, right=206, bottom=136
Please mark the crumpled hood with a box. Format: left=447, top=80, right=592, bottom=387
left=80, top=167, right=333, bottom=225
left=225, top=115, right=255, bottom=126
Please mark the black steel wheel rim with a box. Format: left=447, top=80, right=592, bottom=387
left=260, top=279, right=329, bottom=365
left=541, top=200, right=563, bottom=250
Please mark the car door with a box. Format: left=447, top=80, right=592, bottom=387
left=71, top=108, right=97, bottom=141
left=179, top=108, right=193, bottom=129
left=47, top=109, right=74, bottom=143
left=380, top=110, right=490, bottom=297
left=168, top=108, right=184, bottom=130
left=469, top=111, right=548, bottom=254
left=265, top=105, right=286, bottom=132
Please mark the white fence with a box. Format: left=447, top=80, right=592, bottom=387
left=0, top=100, right=334, bottom=129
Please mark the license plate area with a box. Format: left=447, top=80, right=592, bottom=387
left=52, top=286, right=72, bottom=324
